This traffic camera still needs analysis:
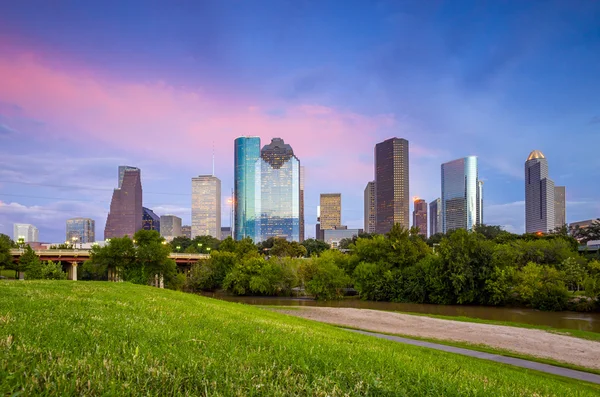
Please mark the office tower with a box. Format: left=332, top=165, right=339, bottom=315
left=66, top=218, right=95, bottom=244
left=234, top=136, right=261, bottom=240
left=220, top=227, right=232, bottom=240
left=375, top=138, right=409, bottom=234
left=441, top=156, right=482, bottom=233
left=257, top=138, right=301, bottom=242
left=413, top=198, right=427, bottom=237
left=160, top=215, right=182, bottom=241
left=320, top=193, right=342, bottom=230
left=181, top=225, right=192, bottom=239
left=525, top=150, right=555, bottom=234
left=429, top=198, right=441, bottom=236
left=364, top=181, right=376, bottom=234
left=13, top=223, right=39, bottom=243
left=323, top=228, right=363, bottom=249
left=142, top=208, right=160, bottom=232
left=554, top=186, right=566, bottom=229
left=299, top=166, right=305, bottom=242
left=191, top=175, right=221, bottom=238
left=118, top=165, right=138, bottom=188
left=104, top=167, right=142, bottom=239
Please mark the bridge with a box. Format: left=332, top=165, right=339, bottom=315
left=9, top=249, right=210, bottom=280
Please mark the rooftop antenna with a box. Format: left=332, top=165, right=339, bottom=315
left=212, top=141, right=215, bottom=177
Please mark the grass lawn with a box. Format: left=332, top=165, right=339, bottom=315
left=1, top=281, right=599, bottom=396
left=0, top=269, right=16, bottom=279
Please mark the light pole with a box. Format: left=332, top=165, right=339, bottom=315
left=72, top=236, right=78, bottom=250
left=198, top=243, right=203, bottom=253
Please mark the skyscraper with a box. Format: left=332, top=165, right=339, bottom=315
left=554, top=186, right=566, bottom=229
left=13, top=223, right=39, bottom=243
left=234, top=137, right=261, bottom=240
left=256, top=138, right=301, bottom=242
left=413, top=198, right=427, bottom=237
left=299, top=166, right=305, bottom=242
left=525, top=150, right=555, bottom=234
left=364, top=181, right=376, bottom=234
left=66, top=218, right=95, bottom=243
left=142, top=208, right=160, bottom=232
left=320, top=193, right=342, bottom=230
left=441, top=156, right=482, bottom=233
left=192, top=175, right=221, bottom=238
left=429, top=198, right=441, bottom=236
left=160, top=215, right=182, bottom=241
left=181, top=225, right=192, bottom=239
left=118, top=165, right=138, bottom=188
left=105, top=167, right=142, bottom=239
left=375, top=138, right=409, bottom=234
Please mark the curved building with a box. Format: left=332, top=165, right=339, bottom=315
left=525, top=150, right=555, bottom=233
left=441, top=156, right=483, bottom=233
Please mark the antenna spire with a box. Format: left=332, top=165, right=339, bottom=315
left=212, top=141, right=215, bottom=176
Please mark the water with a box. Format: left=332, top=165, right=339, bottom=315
left=200, top=292, right=600, bottom=333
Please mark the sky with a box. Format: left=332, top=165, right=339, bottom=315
left=0, top=0, right=599, bottom=242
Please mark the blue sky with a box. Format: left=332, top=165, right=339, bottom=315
left=0, top=0, right=598, bottom=242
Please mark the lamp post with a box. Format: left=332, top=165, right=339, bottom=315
left=198, top=243, right=203, bottom=253
left=72, top=236, right=78, bottom=250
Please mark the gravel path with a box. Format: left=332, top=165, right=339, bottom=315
left=275, top=307, right=600, bottom=370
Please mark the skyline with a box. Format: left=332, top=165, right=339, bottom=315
left=0, top=1, right=599, bottom=242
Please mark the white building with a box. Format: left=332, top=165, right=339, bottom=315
left=191, top=175, right=221, bottom=238
left=13, top=223, right=39, bottom=243
left=160, top=215, right=182, bottom=241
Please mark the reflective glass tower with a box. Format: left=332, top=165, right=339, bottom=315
left=441, top=156, right=482, bottom=233
left=142, top=208, right=160, bottom=232
left=66, top=218, right=95, bottom=243
left=234, top=137, right=261, bottom=241
left=429, top=198, right=441, bottom=236
left=525, top=150, right=555, bottom=233
left=256, top=138, right=300, bottom=242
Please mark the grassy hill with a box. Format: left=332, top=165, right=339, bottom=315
left=1, top=281, right=598, bottom=396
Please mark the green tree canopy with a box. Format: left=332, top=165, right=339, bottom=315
left=301, top=238, right=329, bottom=257
left=0, top=234, right=13, bottom=272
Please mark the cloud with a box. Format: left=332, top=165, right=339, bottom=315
left=0, top=122, right=18, bottom=135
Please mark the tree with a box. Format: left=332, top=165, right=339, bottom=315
left=337, top=238, right=353, bottom=250
left=27, top=260, right=67, bottom=280
left=299, top=256, right=350, bottom=300
left=85, top=237, right=136, bottom=280
left=170, top=236, right=192, bottom=252
left=514, top=262, right=569, bottom=311
left=301, top=238, right=329, bottom=257
left=0, top=234, right=13, bottom=275
left=269, top=238, right=306, bottom=258
left=188, top=251, right=237, bottom=291
left=130, top=230, right=177, bottom=287
left=560, top=257, right=588, bottom=292
left=474, top=224, right=504, bottom=240
left=571, top=219, right=600, bottom=243
left=13, top=245, right=41, bottom=280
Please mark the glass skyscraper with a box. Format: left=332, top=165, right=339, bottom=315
left=142, top=208, right=160, bottom=232
left=441, top=156, right=483, bottom=233
left=234, top=137, right=261, bottom=240
left=429, top=198, right=441, bottom=236
left=66, top=218, right=95, bottom=243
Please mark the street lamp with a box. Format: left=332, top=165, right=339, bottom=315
left=176, top=245, right=181, bottom=252
left=72, top=236, right=78, bottom=250
left=198, top=243, right=203, bottom=253
left=206, top=247, right=211, bottom=254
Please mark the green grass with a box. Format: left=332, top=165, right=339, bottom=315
left=0, top=269, right=16, bottom=279
left=1, top=282, right=599, bottom=396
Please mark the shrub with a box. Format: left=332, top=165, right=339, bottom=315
left=514, top=262, right=569, bottom=311
left=26, top=260, right=67, bottom=280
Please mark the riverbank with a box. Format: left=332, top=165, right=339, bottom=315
left=272, top=307, right=600, bottom=370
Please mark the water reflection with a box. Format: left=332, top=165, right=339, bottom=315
left=200, top=292, right=600, bottom=333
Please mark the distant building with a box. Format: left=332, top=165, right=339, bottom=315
left=105, top=166, right=143, bottom=239
left=429, top=198, right=441, bottom=236
left=234, top=136, right=261, bottom=241
left=221, top=227, right=232, bottom=240
left=181, top=225, right=192, bottom=239
left=375, top=138, right=409, bottom=234
left=192, top=175, right=221, bottom=238
left=299, top=166, right=305, bottom=242
left=142, top=207, right=160, bottom=232
left=441, top=156, right=483, bottom=233
left=160, top=215, right=182, bottom=241
left=364, top=181, right=376, bottom=234
left=13, top=223, right=39, bottom=243
left=413, top=199, right=427, bottom=237
left=320, top=194, right=342, bottom=231
left=570, top=219, right=596, bottom=230
left=554, top=186, right=566, bottom=229
left=66, top=218, right=95, bottom=244
left=323, top=227, right=363, bottom=249
left=525, top=150, right=555, bottom=234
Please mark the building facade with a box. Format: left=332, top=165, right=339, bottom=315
left=429, top=198, right=441, bottom=236
left=160, top=215, right=182, bottom=241
left=525, top=150, right=555, bottom=234
left=554, top=186, right=566, bottom=229
left=181, top=225, right=192, bottom=239
left=13, top=223, right=39, bottom=243
left=320, top=193, right=342, bottom=231
left=220, top=227, right=232, bottom=240
left=323, top=228, right=363, bottom=249
left=299, top=166, right=305, bottom=242
left=441, top=156, right=483, bottom=233
left=234, top=136, right=261, bottom=241
left=256, top=138, right=301, bottom=242
left=375, top=138, right=409, bottom=234
left=413, top=199, right=427, bottom=237
left=66, top=218, right=95, bottom=243
left=192, top=175, right=221, bottom=238
left=104, top=167, right=143, bottom=239
left=142, top=208, right=160, bottom=232
left=364, top=181, right=376, bottom=234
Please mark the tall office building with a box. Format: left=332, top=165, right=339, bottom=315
left=142, top=207, right=160, bottom=232
left=364, top=181, right=376, bottom=234
left=554, top=186, right=566, bottom=229
left=525, top=150, right=555, bottom=234
left=66, top=218, right=95, bottom=243
left=181, top=225, right=192, bottom=239
left=13, top=223, right=39, bottom=243
left=441, top=156, right=483, bottom=233
left=191, top=175, right=221, bottom=238
left=118, top=165, right=138, bottom=188
left=105, top=167, right=143, bottom=239
left=257, top=138, right=301, bottom=242
left=160, top=215, right=182, bottom=240
left=234, top=136, right=261, bottom=240
left=413, top=198, right=427, bottom=237
left=375, top=138, right=409, bottom=234
left=320, top=193, right=342, bottom=230
left=299, top=166, right=305, bottom=242
left=429, top=198, right=441, bottom=236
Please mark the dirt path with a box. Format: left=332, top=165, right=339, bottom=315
left=275, top=307, right=600, bottom=370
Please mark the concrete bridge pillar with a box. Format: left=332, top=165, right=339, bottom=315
left=69, top=262, right=78, bottom=281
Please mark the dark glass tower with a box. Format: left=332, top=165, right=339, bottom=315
left=142, top=207, right=160, bottom=232
left=234, top=137, right=261, bottom=241
left=375, top=138, right=409, bottom=234
left=104, top=167, right=143, bottom=239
